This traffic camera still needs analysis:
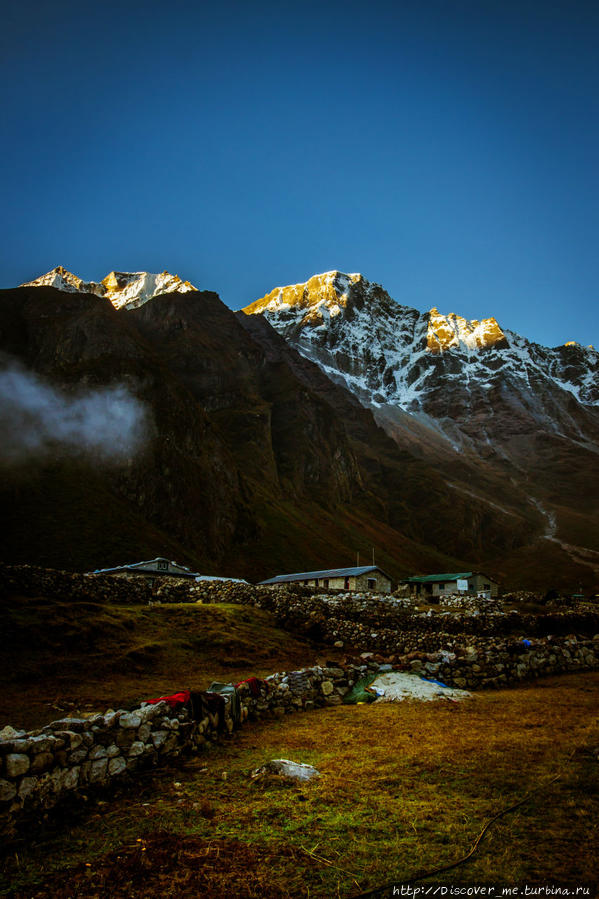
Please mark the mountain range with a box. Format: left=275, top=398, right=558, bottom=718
left=1, top=266, right=597, bottom=590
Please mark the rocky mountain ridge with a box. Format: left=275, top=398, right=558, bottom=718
left=21, top=267, right=196, bottom=310
left=244, top=271, right=598, bottom=418
left=2, top=268, right=597, bottom=589
left=244, top=271, right=599, bottom=585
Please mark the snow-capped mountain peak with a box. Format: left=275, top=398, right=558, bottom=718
left=426, top=307, right=508, bottom=353
left=21, top=267, right=197, bottom=310
left=243, top=270, right=599, bottom=451
left=20, top=265, right=103, bottom=296
left=248, top=271, right=363, bottom=319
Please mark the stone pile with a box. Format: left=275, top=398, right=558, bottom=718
left=234, top=588, right=599, bottom=642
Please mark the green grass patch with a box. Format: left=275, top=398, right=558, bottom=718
left=2, top=673, right=598, bottom=897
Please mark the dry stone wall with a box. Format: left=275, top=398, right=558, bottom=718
left=385, top=634, right=599, bottom=690
left=0, top=663, right=364, bottom=836
left=2, top=565, right=599, bottom=835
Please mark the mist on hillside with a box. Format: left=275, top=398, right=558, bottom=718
left=0, top=363, right=150, bottom=463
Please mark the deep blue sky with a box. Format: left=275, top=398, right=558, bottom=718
left=2, top=0, right=598, bottom=348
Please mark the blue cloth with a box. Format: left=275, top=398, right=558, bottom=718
left=420, top=676, right=450, bottom=689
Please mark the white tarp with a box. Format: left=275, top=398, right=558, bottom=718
left=370, top=672, right=471, bottom=702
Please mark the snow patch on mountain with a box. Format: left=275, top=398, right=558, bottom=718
left=21, top=267, right=197, bottom=310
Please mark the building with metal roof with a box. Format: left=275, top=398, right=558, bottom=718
left=258, top=565, right=392, bottom=593
left=402, top=571, right=499, bottom=598
left=89, top=558, right=248, bottom=585
left=90, top=557, right=199, bottom=579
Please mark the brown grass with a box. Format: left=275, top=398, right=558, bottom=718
left=0, top=598, right=339, bottom=730
left=2, top=672, right=598, bottom=897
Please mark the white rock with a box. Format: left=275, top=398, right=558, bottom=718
left=251, top=759, right=320, bottom=782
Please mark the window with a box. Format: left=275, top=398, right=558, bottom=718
left=438, top=582, right=445, bottom=590
left=367, top=578, right=376, bottom=590
left=483, top=583, right=490, bottom=590
left=157, top=561, right=169, bottom=571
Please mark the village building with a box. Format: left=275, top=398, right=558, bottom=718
left=258, top=565, right=393, bottom=593
left=90, top=557, right=200, bottom=580
left=402, top=571, right=499, bottom=598
left=89, top=558, right=248, bottom=586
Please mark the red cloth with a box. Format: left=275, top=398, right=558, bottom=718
left=235, top=676, right=264, bottom=697
left=146, top=689, right=191, bottom=708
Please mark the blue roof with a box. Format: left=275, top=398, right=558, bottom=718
left=258, top=566, right=390, bottom=585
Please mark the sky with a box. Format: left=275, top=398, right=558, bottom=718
left=2, top=0, right=598, bottom=348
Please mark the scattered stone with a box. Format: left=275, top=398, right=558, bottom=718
left=0, top=726, right=24, bottom=741
left=251, top=759, right=320, bottom=782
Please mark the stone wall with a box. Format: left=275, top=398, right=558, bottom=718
left=385, top=634, right=599, bottom=690
left=3, top=630, right=599, bottom=837
left=2, top=565, right=599, bottom=836
left=0, top=564, right=264, bottom=605
left=0, top=663, right=363, bottom=837
left=220, top=586, right=599, bottom=643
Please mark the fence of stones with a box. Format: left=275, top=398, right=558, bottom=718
left=0, top=663, right=363, bottom=837
left=2, top=565, right=597, bottom=640
left=2, top=633, right=599, bottom=838
left=2, top=565, right=599, bottom=836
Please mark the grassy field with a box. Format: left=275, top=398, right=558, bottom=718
left=0, top=597, right=338, bottom=730
left=1, top=672, right=598, bottom=898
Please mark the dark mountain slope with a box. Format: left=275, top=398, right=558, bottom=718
left=0, top=286, right=254, bottom=571
left=236, top=312, right=543, bottom=562
left=0, top=286, right=467, bottom=581
left=0, top=283, right=594, bottom=589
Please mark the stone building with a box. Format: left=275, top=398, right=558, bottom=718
left=403, top=571, right=499, bottom=598
left=259, top=565, right=393, bottom=593
left=90, top=557, right=200, bottom=581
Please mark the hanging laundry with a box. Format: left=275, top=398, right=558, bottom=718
left=208, top=682, right=241, bottom=727
left=145, top=690, right=191, bottom=709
